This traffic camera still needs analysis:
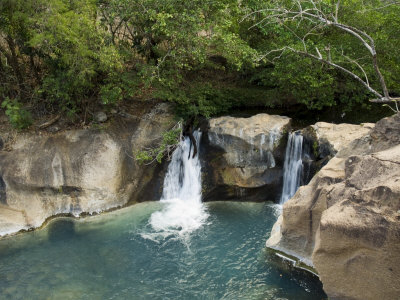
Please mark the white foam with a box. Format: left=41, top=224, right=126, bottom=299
left=142, top=131, right=209, bottom=243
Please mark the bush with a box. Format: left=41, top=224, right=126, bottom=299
left=1, top=98, right=32, bottom=129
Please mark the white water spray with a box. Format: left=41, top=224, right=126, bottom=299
left=280, top=132, right=304, bottom=204
left=142, top=131, right=209, bottom=242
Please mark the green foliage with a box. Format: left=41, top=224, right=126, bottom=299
left=249, top=0, right=400, bottom=110
left=99, top=0, right=258, bottom=116
left=100, top=70, right=143, bottom=105
left=100, top=85, right=123, bottom=105
left=136, top=126, right=182, bottom=164
left=1, top=98, right=32, bottom=129
left=251, top=55, right=369, bottom=110
left=135, top=151, right=154, bottom=165
left=30, top=0, right=122, bottom=112
left=0, top=0, right=399, bottom=127
left=0, top=0, right=122, bottom=116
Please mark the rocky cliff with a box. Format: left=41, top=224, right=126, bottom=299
left=0, top=103, right=175, bottom=236
left=267, top=113, right=400, bottom=299
left=201, top=114, right=291, bottom=201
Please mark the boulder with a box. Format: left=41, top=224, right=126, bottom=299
left=266, top=113, right=400, bottom=299
left=313, top=145, right=400, bottom=300
left=302, top=121, right=374, bottom=161
left=0, top=103, right=174, bottom=236
left=202, top=114, right=291, bottom=201
left=369, top=112, right=400, bottom=151
left=94, top=111, right=108, bottom=123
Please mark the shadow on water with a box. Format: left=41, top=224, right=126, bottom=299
left=47, top=218, right=76, bottom=242
left=262, top=248, right=328, bottom=299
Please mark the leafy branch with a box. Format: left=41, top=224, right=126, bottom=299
left=245, top=0, right=399, bottom=112
left=135, top=120, right=183, bottom=165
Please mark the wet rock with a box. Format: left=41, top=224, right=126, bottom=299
left=0, top=176, right=6, bottom=205
left=202, top=114, right=291, bottom=201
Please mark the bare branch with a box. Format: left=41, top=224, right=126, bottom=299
left=245, top=0, right=394, bottom=107
left=37, top=115, right=60, bottom=129
left=340, top=51, right=370, bottom=86
left=279, top=46, right=383, bottom=99
left=370, top=97, right=400, bottom=104
left=315, top=47, right=322, bottom=59
left=358, top=1, right=400, bottom=12
left=335, top=0, right=340, bottom=22
left=258, top=47, right=289, bottom=61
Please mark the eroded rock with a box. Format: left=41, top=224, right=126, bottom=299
left=0, top=103, right=174, bottom=236
left=202, top=114, right=291, bottom=201
left=302, top=121, right=374, bottom=160
left=266, top=113, right=400, bottom=300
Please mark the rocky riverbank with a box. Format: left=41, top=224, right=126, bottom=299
left=1, top=105, right=399, bottom=299
left=267, top=113, right=400, bottom=299
left=0, top=103, right=174, bottom=236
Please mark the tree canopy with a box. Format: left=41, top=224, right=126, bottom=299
left=0, top=0, right=399, bottom=128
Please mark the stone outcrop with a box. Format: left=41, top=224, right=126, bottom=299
left=266, top=113, right=400, bottom=300
left=201, top=114, right=291, bottom=201
left=0, top=103, right=174, bottom=236
left=301, top=122, right=374, bottom=172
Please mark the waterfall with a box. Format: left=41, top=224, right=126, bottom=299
left=143, top=131, right=209, bottom=242
left=280, top=132, right=304, bottom=204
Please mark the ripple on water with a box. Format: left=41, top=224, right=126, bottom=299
left=0, top=201, right=326, bottom=300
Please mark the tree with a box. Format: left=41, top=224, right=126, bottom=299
left=0, top=0, right=122, bottom=122
left=98, top=0, right=258, bottom=118
left=246, top=0, right=400, bottom=112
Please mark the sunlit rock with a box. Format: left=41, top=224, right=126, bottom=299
left=0, top=103, right=175, bottom=236
left=266, top=113, right=400, bottom=300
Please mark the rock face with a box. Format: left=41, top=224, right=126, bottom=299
left=301, top=121, right=374, bottom=168
left=266, top=113, right=400, bottom=300
left=202, top=114, right=291, bottom=201
left=0, top=103, right=174, bottom=236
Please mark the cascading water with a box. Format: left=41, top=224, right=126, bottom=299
left=142, top=131, right=209, bottom=242
left=280, top=132, right=304, bottom=204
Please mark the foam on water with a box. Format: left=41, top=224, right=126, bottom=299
left=0, top=201, right=326, bottom=299
left=142, top=131, right=209, bottom=243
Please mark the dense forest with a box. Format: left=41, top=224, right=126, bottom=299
left=0, top=0, right=399, bottom=129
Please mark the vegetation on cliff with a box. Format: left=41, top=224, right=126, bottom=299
left=0, top=0, right=399, bottom=129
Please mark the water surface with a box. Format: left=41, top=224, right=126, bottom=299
left=0, top=202, right=326, bottom=299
